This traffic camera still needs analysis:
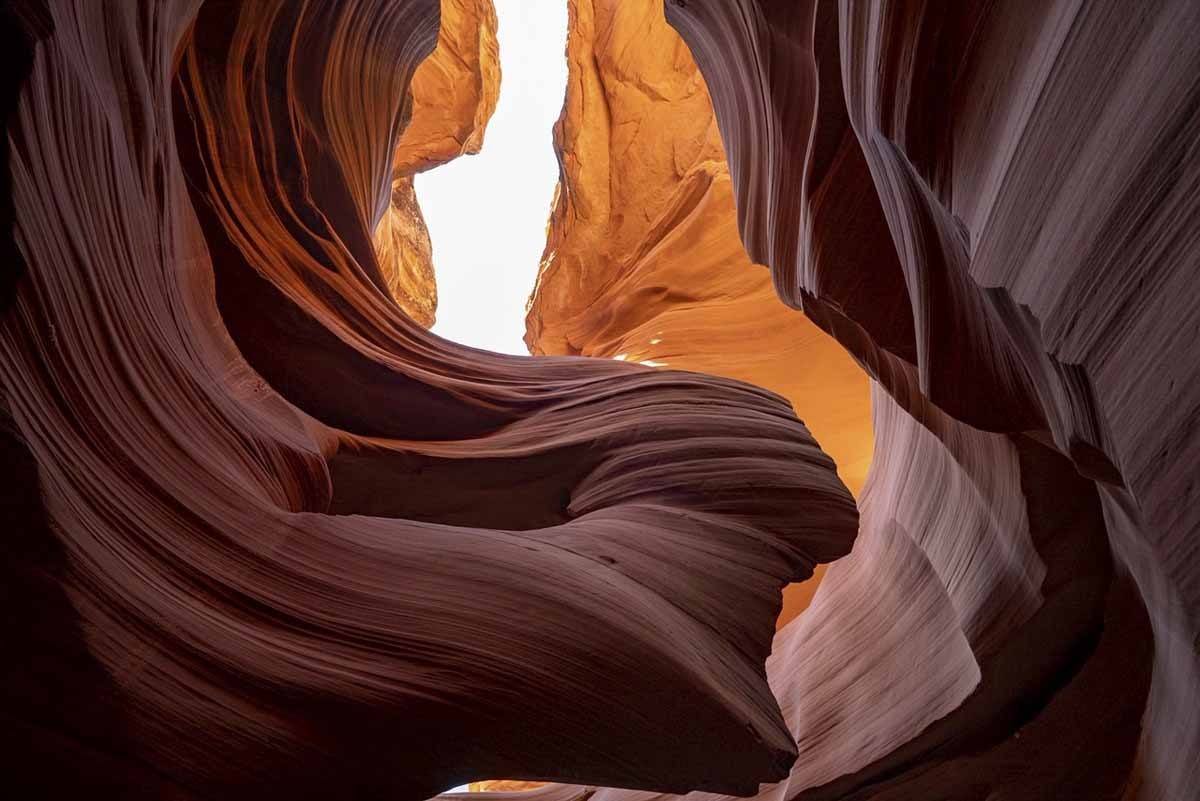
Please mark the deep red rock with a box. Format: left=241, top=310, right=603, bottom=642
left=663, top=1, right=1199, bottom=798
left=2, top=0, right=1196, bottom=800
left=0, top=1, right=856, bottom=798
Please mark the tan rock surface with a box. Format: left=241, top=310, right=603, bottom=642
left=470, top=781, right=549, bottom=793
left=524, top=0, right=872, bottom=625
left=374, top=176, right=438, bottom=326
left=374, top=0, right=501, bottom=326
left=393, top=0, right=500, bottom=175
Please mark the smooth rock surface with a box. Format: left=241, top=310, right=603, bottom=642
left=524, top=0, right=873, bottom=624
left=662, top=0, right=1198, bottom=798
left=1, top=0, right=1195, bottom=799
left=0, top=0, right=857, bottom=798
left=375, top=0, right=501, bottom=325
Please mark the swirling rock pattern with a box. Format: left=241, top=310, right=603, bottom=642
left=524, top=0, right=873, bottom=624
left=449, top=0, right=1191, bottom=799
left=0, top=0, right=857, bottom=798
left=459, top=385, right=1151, bottom=801
left=2, top=0, right=1196, bottom=799
left=659, top=0, right=1197, bottom=799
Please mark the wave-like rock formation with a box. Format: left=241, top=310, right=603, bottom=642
left=0, top=0, right=858, bottom=798
left=501, top=1, right=1194, bottom=800
left=525, top=0, right=872, bottom=624
left=2, top=0, right=1197, bottom=799
left=375, top=0, right=500, bottom=326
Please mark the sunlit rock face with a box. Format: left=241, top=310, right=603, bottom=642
left=655, top=0, right=1194, bottom=799
left=375, top=174, right=439, bottom=326
left=374, top=0, right=501, bottom=325
left=0, top=0, right=858, bottom=798
left=392, top=0, right=499, bottom=175
left=471, top=780, right=550, bottom=793
left=1, top=0, right=1195, bottom=800
left=504, top=1, right=1197, bottom=801
left=524, top=0, right=872, bottom=624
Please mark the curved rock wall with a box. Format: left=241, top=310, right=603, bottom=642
left=662, top=0, right=1198, bottom=798
left=465, top=381, right=1149, bottom=801
left=1, top=0, right=1193, bottom=799
left=0, top=0, right=857, bottom=798
left=506, top=0, right=1187, bottom=799
left=375, top=0, right=500, bottom=326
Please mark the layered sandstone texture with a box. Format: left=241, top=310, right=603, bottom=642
left=497, top=1, right=1197, bottom=801
left=1, top=1, right=1197, bottom=801
left=0, top=1, right=857, bottom=799
left=525, top=0, right=873, bottom=623
left=519, top=0, right=1193, bottom=799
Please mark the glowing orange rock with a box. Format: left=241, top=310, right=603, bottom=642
left=375, top=175, right=438, bottom=326
left=3, top=1, right=858, bottom=797
left=524, top=0, right=871, bottom=625
left=374, top=0, right=501, bottom=326
left=469, top=781, right=548, bottom=793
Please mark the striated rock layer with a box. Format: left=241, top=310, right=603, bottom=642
left=653, top=0, right=1193, bottom=799
left=525, top=0, right=873, bottom=624
left=0, top=1, right=858, bottom=799
left=500, top=1, right=1193, bottom=800
left=2, top=0, right=1196, bottom=799
left=475, top=388, right=1149, bottom=801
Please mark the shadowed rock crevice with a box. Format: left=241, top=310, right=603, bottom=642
left=0, top=1, right=856, bottom=798
left=0, top=0, right=1195, bottom=799
left=656, top=0, right=1198, bottom=798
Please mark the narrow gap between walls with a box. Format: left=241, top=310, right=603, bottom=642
left=418, top=0, right=569, bottom=355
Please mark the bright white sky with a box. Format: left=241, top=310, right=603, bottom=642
left=424, top=3, right=567, bottom=792
left=419, top=0, right=569, bottom=356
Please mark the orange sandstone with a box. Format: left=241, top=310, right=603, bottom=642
left=375, top=0, right=501, bottom=326
left=524, top=0, right=871, bottom=625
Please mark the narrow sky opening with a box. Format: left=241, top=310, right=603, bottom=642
left=418, top=0, right=569, bottom=355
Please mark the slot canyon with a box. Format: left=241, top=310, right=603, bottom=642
left=0, top=0, right=1197, bottom=799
